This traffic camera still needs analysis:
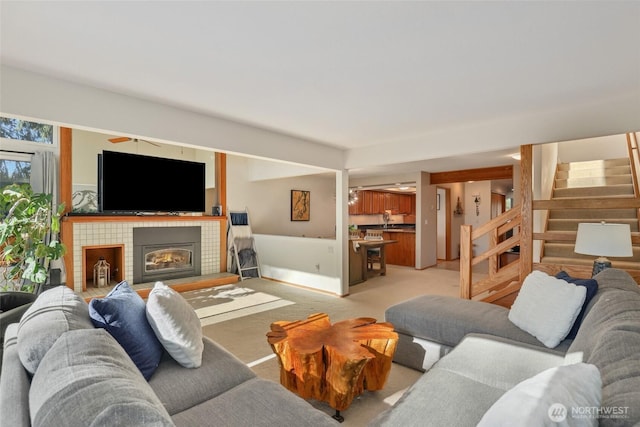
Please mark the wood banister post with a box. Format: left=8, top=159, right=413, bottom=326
left=460, top=224, right=472, bottom=299
left=519, top=145, right=533, bottom=283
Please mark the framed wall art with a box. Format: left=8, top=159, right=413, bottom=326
left=291, top=190, right=310, bottom=221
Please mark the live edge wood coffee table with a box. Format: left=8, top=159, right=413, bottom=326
left=267, top=313, right=398, bottom=422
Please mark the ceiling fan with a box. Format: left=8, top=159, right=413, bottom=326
left=108, top=137, right=161, bottom=147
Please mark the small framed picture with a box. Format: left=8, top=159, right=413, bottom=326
left=291, top=190, right=310, bottom=221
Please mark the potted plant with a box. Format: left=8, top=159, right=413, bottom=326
left=0, top=183, right=66, bottom=293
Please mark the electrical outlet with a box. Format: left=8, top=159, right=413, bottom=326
left=328, top=246, right=334, bottom=254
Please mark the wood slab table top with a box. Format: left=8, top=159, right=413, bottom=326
left=267, top=313, right=398, bottom=420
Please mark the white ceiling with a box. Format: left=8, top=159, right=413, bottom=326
left=1, top=1, right=639, bottom=178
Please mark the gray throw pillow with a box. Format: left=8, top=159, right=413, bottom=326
left=146, top=281, right=204, bottom=368
left=29, top=328, right=175, bottom=427
left=17, top=286, right=93, bottom=374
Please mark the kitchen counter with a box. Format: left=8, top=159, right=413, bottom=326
left=356, top=225, right=415, bottom=233
left=350, top=226, right=415, bottom=267
left=381, top=231, right=415, bottom=267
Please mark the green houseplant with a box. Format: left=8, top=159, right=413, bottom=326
left=0, top=183, right=66, bottom=293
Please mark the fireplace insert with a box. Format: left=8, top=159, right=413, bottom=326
left=133, top=227, right=201, bottom=283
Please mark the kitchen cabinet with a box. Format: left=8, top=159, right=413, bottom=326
left=350, top=191, right=414, bottom=215
left=349, top=192, right=365, bottom=215
left=371, top=191, right=385, bottom=214
left=384, top=193, right=397, bottom=213
left=399, top=194, right=412, bottom=215
left=382, top=231, right=415, bottom=267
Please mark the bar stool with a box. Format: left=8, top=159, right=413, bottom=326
left=364, top=230, right=383, bottom=270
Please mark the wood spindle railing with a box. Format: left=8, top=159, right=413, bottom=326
left=460, top=206, right=521, bottom=302
left=627, top=132, right=640, bottom=230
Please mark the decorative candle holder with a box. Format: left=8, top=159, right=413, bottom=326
left=93, top=257, right=111, bottom=288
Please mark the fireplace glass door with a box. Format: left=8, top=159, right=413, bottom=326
left=144, top=246, right=194, bottom=274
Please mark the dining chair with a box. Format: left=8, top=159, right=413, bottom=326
left=364, top=229, right=384, bottom=270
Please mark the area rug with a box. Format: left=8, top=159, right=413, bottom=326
left=181, top=284, right=294, bottom=326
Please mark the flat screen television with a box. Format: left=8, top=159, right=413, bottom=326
left=98, top=150, right=205, bottom=214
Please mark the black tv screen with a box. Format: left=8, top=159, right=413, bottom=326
left=98, top=150, right=205, bottom=214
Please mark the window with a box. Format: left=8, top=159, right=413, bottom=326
left=0, top=116, right=58, bottom=188
left=0, top=117, right=54, bottom=144
left=0, top=152, right=31, bottom=188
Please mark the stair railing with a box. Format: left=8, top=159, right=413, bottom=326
left=627, top=132, right=640, bottom=230
left=460, top=206, right=522, bottom=301
left=460, top=142, right=640, bottom=305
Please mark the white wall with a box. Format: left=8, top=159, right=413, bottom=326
left=245, top=157, right=329, bottom=181
left=557, top=134, right=628, bottom=163
left=71, top=128, right=218, bottom=213
left=512, top=163, right=521, bottom=206
left=227, top=157, right=346, bottom=296
left=430, top=182, right=466, bottom=260
left=72, top=129, right=204, bottom=185
left=1, top=66, right=344, bottom=172
left=254, top=234, right=340, bottom=295
left=416, top=172, right=437, bottom=269
left=449, top=182, right=465, bottom=259
left=344, top=93, right=640, bottom=171
left=350, top=213, right=409, bottom=228
left=532, top=143, right=559, bottom=262
left=226, top=155, right=336, bottom=238
left=463, top=181, right=492, bottom=254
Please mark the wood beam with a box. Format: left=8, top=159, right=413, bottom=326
left=59, top=127, right=72, bottom=215
left=215, top=152, right=227, bottom=215
left=429, top=165, right=513, bottom=185
left=215, top=152, right=227, bottom=272
left=519, top=145, right=533, bottom=282
left=59, top=127, right=74, bottom=290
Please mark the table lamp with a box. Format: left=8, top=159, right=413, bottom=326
left=574, top=222, right=633, bottom=277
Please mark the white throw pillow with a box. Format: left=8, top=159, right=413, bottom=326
left=508, top=270, right=586, bottom=348
left=477, top=363, right=602, bottom=427
left=146, top=282, right=204, bottom=368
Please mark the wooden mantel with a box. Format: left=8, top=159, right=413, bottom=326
left=62, top=214, right=226, bottom=224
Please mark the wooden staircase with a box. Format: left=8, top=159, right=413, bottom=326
left=460, top=135, right=640, bottom=308
left=541, top=158, right=640, bottom=270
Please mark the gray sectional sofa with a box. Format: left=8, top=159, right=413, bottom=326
left=371, top=268, right=640, bottom=426
left=0, top=286, right=335, bottom=427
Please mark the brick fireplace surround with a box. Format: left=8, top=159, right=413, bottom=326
left=61, top=216, right=224, bottom=292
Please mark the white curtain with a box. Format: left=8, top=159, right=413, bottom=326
left=30, top=151, right=58, bottom=206
left=30, top=151, right=64, bottom=291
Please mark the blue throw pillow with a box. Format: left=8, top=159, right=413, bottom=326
left=555, top=271, right=599, bottom=339
left=89, top=281, right=164, bottom=380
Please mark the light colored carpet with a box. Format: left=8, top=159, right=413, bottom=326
left=198, top=264, right=464, bottom=426
left=181, top=284, right=294, bottom=326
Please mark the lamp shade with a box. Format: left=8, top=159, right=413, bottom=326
left=574, top=222, right=633, bottom=258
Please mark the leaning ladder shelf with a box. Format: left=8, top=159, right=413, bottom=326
left=227, top=208, right=262, bottom=280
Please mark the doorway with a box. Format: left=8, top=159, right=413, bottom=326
left=436, top=187, right=451, bottom=260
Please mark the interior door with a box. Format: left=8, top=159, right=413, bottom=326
left=491, top=193, right=506, bottom=218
